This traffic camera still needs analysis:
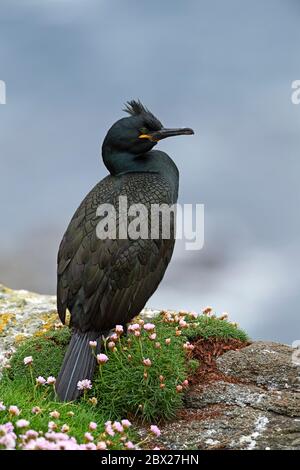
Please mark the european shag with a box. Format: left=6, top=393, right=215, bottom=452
left=55, top=100, right=194, bottom=401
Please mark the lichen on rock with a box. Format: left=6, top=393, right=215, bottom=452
left=0, top=283, right=159, bottom=372
left=0, top=284, right=58, bottom=371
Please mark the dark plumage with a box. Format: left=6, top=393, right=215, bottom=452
left=55, top=100, right=194, bottom=401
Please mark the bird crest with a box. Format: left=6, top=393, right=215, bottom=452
left=123, top=99, right=163, bottom=130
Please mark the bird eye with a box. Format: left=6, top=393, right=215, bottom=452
left=140, top=127, right=148, bottom=135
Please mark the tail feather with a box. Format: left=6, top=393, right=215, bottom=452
left=56, top=330, right=100, bottom=402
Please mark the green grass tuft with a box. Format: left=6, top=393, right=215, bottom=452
left=0, top=311, right=248, bottom=447
left=0, top=376, right=107, bottom=442
left=185, top=315, right=248, bottom=342
left=6, top=328, right=71, bottom=385
left=94, top=318, right=186, bottom=422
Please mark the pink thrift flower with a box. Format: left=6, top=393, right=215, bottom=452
left=110, top=333, right=118, bottom=342
left=23, top=356, right=33, bottom=366
left=89, top=340, right=97, bottom=348
left=149, top=333, right=157, bottom=340
left=105, top=424, right=115, bottom=437
left=155, top=342, right=161, bottom=349
left=45, top=431, right=69, bottom=442
left=84, top=432, right=94, bottom=442
left=23, top=437, right=56, bottom=450
left=115, top=325, right=124, bottom=334
left=9, top=405, right=20, bottom=416
left=183, top=341, right=194, bottom=351
left=85, top=442, right=97, bottom=450
left=0, top=433, right=16, bottom=450
left=77, top=379, right=92, bottom=391
left=176, top=385, right=183, bottom=392
left=143, top=323, right=155, bottom=331
left=0, top=422, right=14, bottom=433
left=202, top=306, right=213, bottom=315
left=48, top=421, right=57, bottom=431
left=165, top=338, right=171, bottom=345
left=36, top=376, right=46, bottom=385
left=47, top=376, right=56, bottom=385
left=108, top=341, right=116, bottom=350
left=143, top=358, right=152, bottom=367
left=89, top=422, right=97, bottom=431
left=134, top=330, right=141, bottom=337
left=121, top=419, right=131, bottom=428
left=97, top=441, right=107, bottom=450
left=183, top=379, right=189, bottom=386
left=128, top=323, right=140, bottom=332
left=59, top=441, right=80, bottom=450
left=179, top=319, right=187, bottom=328
left=0, top=402, right=6, bottom=411
left=61, top=424, right=70, bottom=433
left=150, top=425, right=161, bottom=437
left=219, top=312, right=229, bottom=320
left=97, top=353, right=109, bottom=365
left=125, top=441, right=135, bottom=449
left=112, top=421, right=124, bottom=433
left=49, top=410, right=60, bottom=419
left=31, top=406, right=41, bottom=415
left=25, top=430, right=39, bottom=439
left=16, top=419, right=29, bottom=428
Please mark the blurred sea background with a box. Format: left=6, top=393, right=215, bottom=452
left=1, top=0, right=299, bottom=343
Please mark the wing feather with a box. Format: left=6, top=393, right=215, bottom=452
left=57, top=173, right=175, bottom=331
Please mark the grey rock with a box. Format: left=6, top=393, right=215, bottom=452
left=158, top=406, right=300, bottom=450
left=186, top=381, right=300, bottom=417
left=159, top=341, right=300, bottom=450
left=217, top=341, right=300, bottom=391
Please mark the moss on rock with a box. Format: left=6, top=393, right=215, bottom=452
left=2, top=311, right=248, bottom=424
left=6, top=327, right=71, bottom=384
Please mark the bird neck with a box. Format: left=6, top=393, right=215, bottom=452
left=102, top=147, right=179, bottom=201
left=102, top=147, right=145, bottom=175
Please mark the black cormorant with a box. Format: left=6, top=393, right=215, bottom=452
left=55, top=100, right=194, bottom=401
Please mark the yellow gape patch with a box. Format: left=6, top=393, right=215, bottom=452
left=139, top=134, right=159, bottom=142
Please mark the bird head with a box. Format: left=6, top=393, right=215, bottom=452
left=102, top=100, right=194, bottom=155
